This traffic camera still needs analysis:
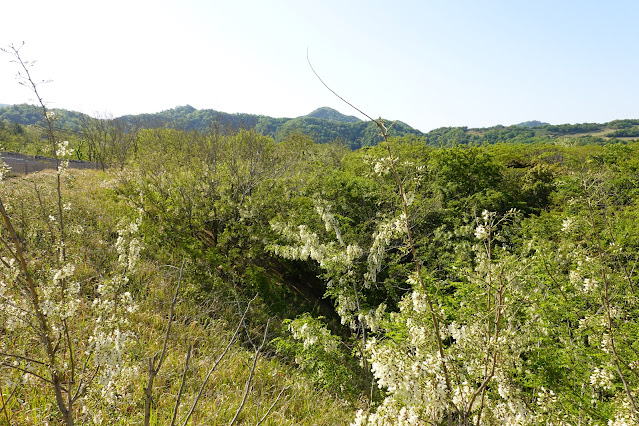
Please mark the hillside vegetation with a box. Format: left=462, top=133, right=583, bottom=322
left=2, top=112, right=639, bottom=423
left=2, top=73, right=639, bottom=423
left=2, top=103, right=638, bottom=153
left=0, top=104, right=421, bottom=150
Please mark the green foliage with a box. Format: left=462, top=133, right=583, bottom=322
left=305, top=107, right=361, bottom=123
left=542, top=121, right=604, bottom=135
left=0, top=104, right=424, bottom=151
left=607, top=127, right=639, bottom=138
left=0, top=119, right=39, bottom=152
left=5, top=108, right=639, bottom=423
left=274, top=314, right=366, bottom=398
left=3, top=102, right=638, bottom=156
left=0, top=103, right=87, bottom=131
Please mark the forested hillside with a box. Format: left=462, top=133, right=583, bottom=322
left=0, top=104, right=423, bottom=149
left=3, top=103, right=638, bottom=152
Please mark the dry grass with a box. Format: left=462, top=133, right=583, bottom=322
left=0, top=168, right=355, bottom=425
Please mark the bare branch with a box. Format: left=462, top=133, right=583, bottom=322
left=255, top=385, right=290, bottom=426
left=180, top=296, right=256, bottom=426
left=307, top=49, right=376, bottom=124
left=1, top=362, right=58, bottom=388
left=229, top=318, right=271, bottom=426
left=145, top=259, right=186, bottom=426
left=170, top=345, right=192, bottom=426
left=0, top=352, right=50, bottom=367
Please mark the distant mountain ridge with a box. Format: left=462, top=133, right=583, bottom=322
left=1, top=103, right=638, bottom=148
left=516, top=120, right=550, bottom=128
left=304, top=107, right=361, bottom=123
left=0, top=104, right=423, bottom=149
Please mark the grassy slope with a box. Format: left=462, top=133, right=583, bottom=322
left=1, top=169, right=354, bottom=425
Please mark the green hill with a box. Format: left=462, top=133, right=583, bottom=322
left=0, top=104, right=423, bottom=149
left=422, top=119, right=639, bottom=147
left=2, top=103, right=638, bottom=149
left=0, top=103, right=89, bottom=132
left=515, top=120, right=549, bottom=128
left=304, top=107, right=361, bottom=123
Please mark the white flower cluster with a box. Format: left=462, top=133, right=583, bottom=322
left=561, top=216, right=576, bottom=233
left=536, top=386, right=558, bottom=412
left=115, top=217, right=143, bottom=272
left=332, top=286, right=360, bottom=327
left=373, top=156, right=396, bottom=176
left=0, top=257, right=25, bottom=331
left=583, top=277, right=599, bottom=292
left=357, top=303, right=386, bottom=333
left=607, top=395, right=639, bottom=426
left=270, top=203, right=365, bottom=329
left=568, top=257, right=601, bottom=293
left=315, top=201, right=344, bottom=245
left=270, top=220, right=362, bottom=271
left=589, top=366, right=615, bottom=390
left=54, top=140, right=74, bottom=173
left=474, top=210, right=495, bottom=240
left=87, top=219, right=142, bottom=405
left=0, top=160, right=11, bottom=181
left=40, top=263, right=81, bottom=322
left=289, top=316, right=339, bottom=353
left=366, top=213, right=407, bottom=285
left=55, top=140, right=74, bottom=158
left=474, top=224, right=489, bottom=240
left=359, top=338, right=448, bottom=425
left=354, top=261, right=533, bottom=425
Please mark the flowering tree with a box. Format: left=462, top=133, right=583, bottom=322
left=268, top=69, right=639, bottom=423
left=0, top=44, right=139, bottom=425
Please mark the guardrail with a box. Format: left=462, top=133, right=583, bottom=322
left=1, top=152, right=98, bottom=175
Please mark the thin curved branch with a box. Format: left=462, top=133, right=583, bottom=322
left=229, top=318, right=271, bottom=426
left=307, top=49, right=376, bottom=124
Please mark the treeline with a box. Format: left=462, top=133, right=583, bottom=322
left=3, top=103, right=639, bottom=151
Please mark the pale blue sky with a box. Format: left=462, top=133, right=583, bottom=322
left=1, top=0, right=638, bottom=132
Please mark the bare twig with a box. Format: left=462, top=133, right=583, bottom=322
left=255, top=385, right=290, bottom=426
left=170, top=345, right=192, bottom=426
left=0, top=352, right=50, bottom=367
left=307, top=49, right=375, bottom=124
left=181, top=296, right=256, bottom=426
left=145, top=259, right=186, bottom=426
left=1, top=362, right=58, bottom=388
left=72, top=357, right=97, bottom=403
left=229, top=318, right=271, bottom=426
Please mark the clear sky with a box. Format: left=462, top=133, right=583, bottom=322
left=1, top=0, right=638, bottom=132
